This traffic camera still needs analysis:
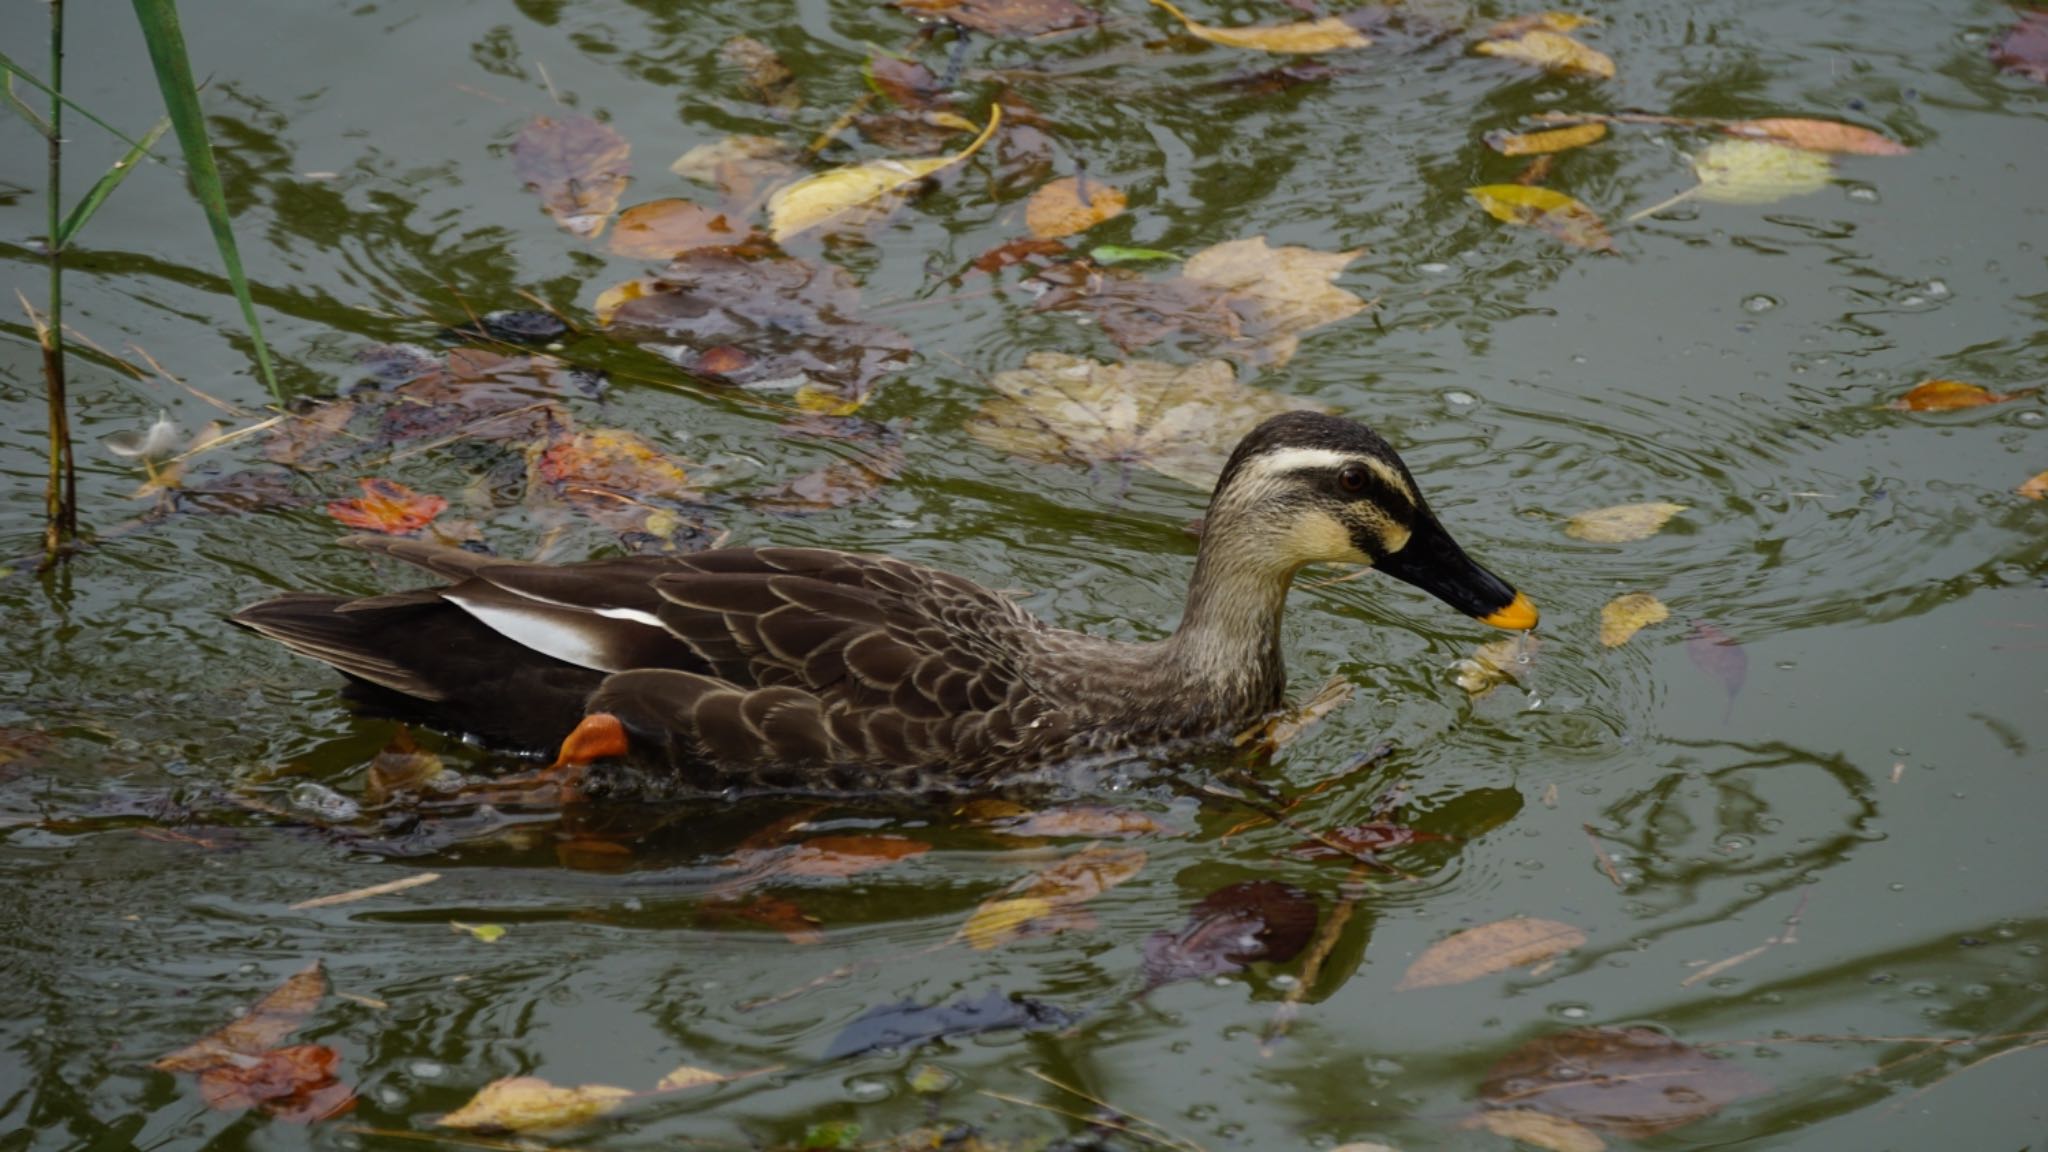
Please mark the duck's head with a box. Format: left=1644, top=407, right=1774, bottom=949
left=1206, top=411, right=1538, bottom=631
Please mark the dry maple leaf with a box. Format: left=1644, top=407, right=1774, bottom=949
left=326, top=477, right=447, bottom=535
left=513, top=115, right=631, bottom=239
left=973, top=351, right=1322, bottom=487
left=1887, top=379, right=2038, bottom=411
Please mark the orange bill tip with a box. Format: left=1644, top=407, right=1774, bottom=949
left=1481, top=591, right=1540, bottom=631
left=548, top=712, right=630, bottom=772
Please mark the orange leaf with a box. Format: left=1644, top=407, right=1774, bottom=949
left=156, top=962, right=327, bottom=1072
left=775, top=834, right=931, bottom=877
left=326, top=477, right=448, bottom=535
left=1722, top=118, right=1910, bottom=156
left=1887, top=379, right=2038, bottom=411
left=2021, top=470, right=2048, bottom=500
left=1025, top=176, right=1128, bottom=240
left=609, top=199, right=740, bottom=259
left=197, top=1044, right=356, bottom=1122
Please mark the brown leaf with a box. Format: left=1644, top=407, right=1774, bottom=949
left=438, top=1076, right=634, bottom=1133
left=1237, top=676, right=1352, bottom=753
left=1599, top=592, right=1669, bottom=648
left=1149, top=0, right=1372, bottom=53
left=868, top=53, right=942, bottom=108
left=1469, top=184, right=1614, bottom=251
left=970, top=236, right=1070, bottom=275
left=1563, top=501, right=1686, bottom=542
left=723, top=36, right=799, bottom=110
left=894, top=0, right=1098, bottom=37
left=972, top=351, right=1322, bottom=487
left=1473, top=28, right=1615, bottom=78
left=1478, top=1027, right=1765, bottom=1138
left=1025, top=176, right=1128, bottom=239
left=1720, top=118, right=1910, bottom=156
left=2019, top=470, right=2048, bottom=500
left=1141, top=880, right=1319, bottom=988
left=326, top=477, right=447, bottom=535
left=960, top=845, right=1146, bottom=949
left=1485, top=122, right=1608, bottom=156
left=1887, top=379, right=2038, bottom=411
left=365, top=734, right=448, bottom=804
left=1180, top=236, right=1369, bottom=364
left=731, top=834, right=931, bottom=879
left=196, top=1044, right=355, bottom=1121
left=264, top=400, right=358, bottom=468
left=705, top=892, right=826, bottom=945
left=988, top=806, right=1167, bottom=840
left=1454, top=632, right=1540, bottom=696
left=157, top=962, right=328, bottom=1072
left=1285, top=822, right=1451, bottom=861
left=530, top=427, right=701, bottom=541
left=1992, top=8, right=2048, bottom=84
left=1461, top=1110, right=1607, bottom=1152
left=609, top=199, right=743, bottom=259
left=1397, top=918, right=1586, bottom=990
left=513, top=116, right=631, bottom=238
left=1686, top=622, right=1747, bottom=712
left=670, top=135, right=800, bottom=206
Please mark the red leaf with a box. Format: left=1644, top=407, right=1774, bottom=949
left=326, top=478, right=447, bottom=535
left=198, top=1044, right=356, bottom=1122
left=1992, top=8, right=2048, bottom=83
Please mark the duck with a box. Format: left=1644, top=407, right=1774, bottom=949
left=233, top=411, right=1537, bottom=796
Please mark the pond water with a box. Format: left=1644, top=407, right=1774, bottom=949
left=4, top=1, right=2047, bottom=1149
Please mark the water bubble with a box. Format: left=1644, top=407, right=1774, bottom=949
left=1552, top=1002, right=1591, bottom=1020
left=376, top=1086, right=407, bottom=1108
left=288, top=782, right=360, bottom=821
left=1925, top=279, right=1949, bottom=299
left=1899, top=295, right=1926, bottom=307
left=2016, top=410, right=2044, bottom=426
left=409, top=1060, right=445, bottom=1080
left=1845, top=185, right=1880, bottom=203
left=1418, top=262, right=1451, bottom=275
left=846, top=1078, right=892, bottom=1102
left=1270, top=973, right=1299, bottom=989
left=1742, top=294, right=1778, bottom=313
left=620, top=897, right=643, bottom=913
left=1889, top=882, right=1907, bottom=892
left=1443, top=390, right=1478, bottom=408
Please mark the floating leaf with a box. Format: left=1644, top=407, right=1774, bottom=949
left=157, top=962, right=328, bottom=1072
left=1091, top=244, right=1179, bottom=264
left=1887, top=379, right=2038, bottom=411
left=767, top=106, right=1000, bottom=241
left=1469, top=184, right=1614, bottom=250
left=1599, top=593, right=1669, bottom=648
left=1478, top=1027, right=1765, bottom=1138
left=670, top=135, right=799, bottom=206
left=530, top=427, right=702, bottom=541
left=1564, top=501, right=1686, bottom=543
left=1141, top=881, right=1319, bottom=989
left=961, top=895, right=1057, bottom=949
left=1285, top=822, right=1452, bottom=861
left=1686, top=622, right=1747, bottom=716
left=973, top=351, right=1321, bottom=488
left=513, top=115, right=631, bottom=239
left=1474, top=29, right=1615, bottom=78
left=1453, top=632, right=1540, bottom=696
left=1180, top=236, right=1369, bottom=364
left=1148, top=0, right=1371, bottom=53
left=970, top=236, right=1071, bottom=275
left=702, top=892, right=825, bottom=944
left=2020, top=470, right=2048, bottom=500
left=326, top=477, right=447, bottom=535
left=1237, top=676, right=1353, bottom=753
left=1484, top=12, right=1599, bottom=37
left=893, top=0, right=1097, bottom=37
left=452, top=921, right=506, bottom=943
left=1631, top=139, right=1831, bottom=220
left=438, top=1076, right=633, bottom=1133
left=156, top=963, right=354, bottom=1122
left=1025, top=176, right=1128, bottom=239
left=722, top=35, right=799, bottom=111
left=1721, top=118, right=1910, bottom=156
left=1485, top=122, right=1608, bottom=156
left=959, top=845, right=1146, bottom=949
left=656, top=1064, right=735, bottom=1092
left=1397, top=918, right=1586, bottom=990
left=823, top=988, right=1077, bottom=1060
left=1991, top=8, right=2048, bottom=84
left=726, top=834, right=931, bottom=879
left=1461, top=1111, right=1607, bottom=1152
left=609, top=199, right=742, bottom=259
left=987, top=805, right=1167, bottom=839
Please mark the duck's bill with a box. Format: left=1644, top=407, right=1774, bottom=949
left=1375, top=522, right=1538, bottom=631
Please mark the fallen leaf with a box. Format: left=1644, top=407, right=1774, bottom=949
left=1141, top=880, right=1319, bottom=989
left=727, top=834, right=931, bottom=879
left=1563, top=501, right=1687, bottom=543
left=1686, top=622, right=1747, bottom=716
left=1454, top=632, right=1540, bottom=695
left=972, top=351, right=1321, bottom=487
left=289, top=872, right=441, bottom=911
left=1599, top=593, right=1669, bottom=647
left=1468, top=184, right=1613, bottom=250
left=893, top=0, right=1098, bottom=37
left=970, top=236, right=1071, bottom=275
left=1237, top=676, right=1353, bottom=753
left=1991, top=7, right=2048, bottom=83
left=670, top=135, right=799, bottom=206
left=1090, top=244, right=1179, bottom=264
left=1887, top=379, right=2038, bottom=411
left=530, top=427, right=701, bottom=541
left=452, top=921, right=507, bottom=943
left=1631, top=138, right=1831, bottom=220
left=1461, top=1110, right=1607, bottom=1152
left=365, top=735, right=448, bottom=804
left=197, top=1044, right=356, bottom=1123
left=1485, top=122, right=1608, bottom=156
left=655, top=1065, right=733, bottom=1092
left=438, top=1076, right=634, bottom=1133
left=1397, top=918, right=1586, bottom=990
left=1148, top=0, right=1371, bottom=53
left=753, top=445, right=906, bottom=513
left=1484, top=12, right=1599, bottom=37
left=609, top=199, right=742, bottom=259
left=1478, top=1027, right=1765, bottom=1138
left=156, top=962, right=328, bottom=1072
left=767, top=105, right=1001, bottom=241
left=960, top=895, right=1057, bottom=950
left=2019, top=470, right=2048, bottom=500
left=1025, top=176, right=1128, bottom=239
left=960, top=845, right=1146, bottom=949
left=326, top=477, right=447, bottom=535
left=986, top=806, right=1167, bottom=839
left=702, top=892, right=826, bottom=944
left=723, top=35, right=799, bottom=111
left=1180, top=236, right=1369, bottom=364
left=1720, top=118, right=1910, bottom=156
left=1474, top=29, right=1615, bottom=78
left=823, top=988, right=1077, bottom=1060
left=513, top=115, right=631, bottom=239
left=1285, top=822, right=1452, bottom=861
left=867, top=53, right=942, bottom=108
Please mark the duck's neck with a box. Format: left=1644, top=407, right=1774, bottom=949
left=1157, top=517, right=1299, bottom=720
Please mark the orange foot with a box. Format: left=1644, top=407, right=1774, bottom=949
left=453, top=713, right=629, bottom=806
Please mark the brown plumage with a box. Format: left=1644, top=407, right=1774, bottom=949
left=233, top=412, right=1538, bottom=793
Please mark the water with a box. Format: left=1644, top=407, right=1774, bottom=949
left=4, top=1, right=2047, bottom=1148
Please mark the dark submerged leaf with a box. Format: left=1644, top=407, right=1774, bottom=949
left=1479, top=1027, right=1766, bottom=1138
left=1141, top=880, right=1318, bottom=989
left=824, top=988, right=1079, bottom=1060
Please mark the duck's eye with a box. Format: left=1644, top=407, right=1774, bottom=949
left=1337, top=464, right=1370, bottom=495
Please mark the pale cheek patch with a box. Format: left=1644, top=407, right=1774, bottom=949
left=1285, top=511, right=1367, bottom=566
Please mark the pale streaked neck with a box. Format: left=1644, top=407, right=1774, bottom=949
left=1160, top=511, right=1298, bottom=711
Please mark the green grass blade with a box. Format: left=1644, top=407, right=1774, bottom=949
left=2, top=68, right=52, bottom=136
left=0, top=49, right=161, bottom=155
left=55, top=116, right=170, bottom=251
left=126, top=0, right=284, bottom=402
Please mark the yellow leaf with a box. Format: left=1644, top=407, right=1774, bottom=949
left=437, top=1076, right=633, bottom=1132
left=1399, top=918, right=1587, bottom=991
left=1485, top=11, right=1599, bottom=36
left=1025, top=176, right=1128, bottom=239
left=1453, top=633, right=1539, bottom=696
left=1565, top=501, right=1687, bottom=543
left=1599, top=593, right=1670, bottom=647
left=1485, top=122, right=1607, bottom=156
left=793, top=380, right=868, bottom=416
left=1473, top=29, right=1615, bottom=78
left=608, top=199, right=739, bottom=259
left=1148, top=0, right=1370, bottom=53
left=1461, top=1110, right=1608, bottom=1152
left=767, top=105, right=1001, bottom=241
left=1722, top=118, right=1910, bottom=156
left=655, top=1065, right=728, bottom=1092
left=961, top=896, right=1055, bottom=950
left=1469, top=184, right=1614, bottom=250
left=2020, top=470, right=2048, bottom=500
left=1692, top=138, right=1832, bottom=204
left=451, top=921, right=506, bottom=943
left=592, top=277, right=653, bottom=326
left=1887, top=379, right=2038, bottom=411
